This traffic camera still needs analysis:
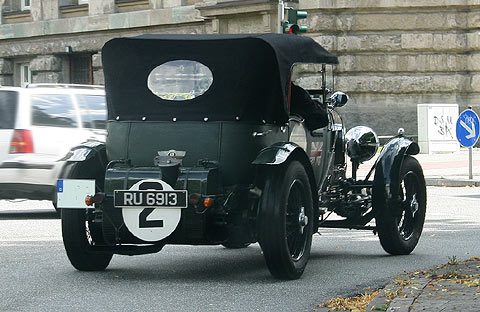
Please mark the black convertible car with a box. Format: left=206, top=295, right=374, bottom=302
left=57, top=34, right=426, bottom=280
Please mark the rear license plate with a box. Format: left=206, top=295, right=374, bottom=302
left=114, top=190, right=188, bottom=208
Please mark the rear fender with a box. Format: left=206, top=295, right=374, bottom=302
left=58, top=141, right=107, bottom=188
left=60, top=140, right=107, bottom=165
left=55, top=141, right=107, bottom=205
left=373, top=136, right=420, bottom=201
left=252, top=142, right=319, bottom=229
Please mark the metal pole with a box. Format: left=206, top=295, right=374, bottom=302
left=469, top=146, right=473, bottom=180
left=467, top=105, right=474, bottom=180
left=277, top=0, right=284, bottom=34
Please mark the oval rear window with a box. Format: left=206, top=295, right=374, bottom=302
left=147, top=60, right=213, bottom=101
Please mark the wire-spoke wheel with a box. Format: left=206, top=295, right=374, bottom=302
left=375, top=156, right=427, bottom=255
left=258, top=160, right=313, bottom=280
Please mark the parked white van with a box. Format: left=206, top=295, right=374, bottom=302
left=0, top=84, right=106, bottom=207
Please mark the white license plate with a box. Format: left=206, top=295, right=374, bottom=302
left=57, top=179, right=95, bottom=209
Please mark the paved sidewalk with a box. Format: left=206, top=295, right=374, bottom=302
left=359, top=149, right=480, bottom=312
left=357, top=148, right=480, bottom=187
left=366, top=257, right=480, bottom=312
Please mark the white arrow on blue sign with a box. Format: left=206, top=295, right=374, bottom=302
left=456, top=109, right=480, bottom=147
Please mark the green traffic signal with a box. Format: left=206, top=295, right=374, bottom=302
left=283, top=9, right=308, bottom=34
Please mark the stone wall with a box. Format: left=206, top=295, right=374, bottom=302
left=0, top=1, right=207, bottom=85
left=0, top=0, right=276, bottom=85
left=302, top=0, right=480, bottom=138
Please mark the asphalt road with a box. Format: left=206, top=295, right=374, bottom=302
left=0, top=186, right=479, bottom=312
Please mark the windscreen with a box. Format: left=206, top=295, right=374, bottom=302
left=0, top=91, right=18, bottom=129
left=290, top=63, right=335, bottom=101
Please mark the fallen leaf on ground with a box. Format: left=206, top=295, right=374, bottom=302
left=318, top=289, right=381, bottom=312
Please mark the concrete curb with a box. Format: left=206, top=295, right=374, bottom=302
left=0, top=209, right=59, bottom=220
left=425, top=178, right=480, bottom=187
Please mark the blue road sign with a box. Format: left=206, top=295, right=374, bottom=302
left=456, top=109, right=480, bottom=147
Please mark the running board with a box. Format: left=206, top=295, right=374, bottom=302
left=319, top=220, right=376, bottom=231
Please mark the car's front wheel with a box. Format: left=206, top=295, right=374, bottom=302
left=374, top=156, right=427, bottom=255
left=258, top=160, right=313, bottom=280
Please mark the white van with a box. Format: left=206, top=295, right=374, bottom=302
left=0, top=84, right=106, bottom=206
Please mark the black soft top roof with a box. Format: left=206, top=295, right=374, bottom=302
left=102, top=33, right=338, bottom=123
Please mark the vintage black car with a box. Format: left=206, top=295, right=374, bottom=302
left=57, top=34, right=426, bottom=280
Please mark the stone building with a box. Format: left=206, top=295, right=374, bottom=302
left=0, top=0, right=479, bottom=138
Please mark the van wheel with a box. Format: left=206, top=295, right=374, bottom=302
left=375, top=156, right=427, bottom=255
left=62, top=208, right=112, bottom=271
left=258, top=161, right=313, bottom=280
left=51, top=200, right=60, bottom=216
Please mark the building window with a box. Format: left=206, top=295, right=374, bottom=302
left=70, top=54, right=93, bottom=84
left=20, top=64, right=31, bottom=87
left=21, top=0, right=31, bottom=10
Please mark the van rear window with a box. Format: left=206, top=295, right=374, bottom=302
left=0, top=91, right=18, bottom=129
left=31, top=94, right=78, bottom=128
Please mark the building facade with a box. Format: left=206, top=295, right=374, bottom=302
left=1, top=0, right=479, bottom=137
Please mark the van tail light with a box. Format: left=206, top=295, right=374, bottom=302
left=9, top=130, right=34, bottom=154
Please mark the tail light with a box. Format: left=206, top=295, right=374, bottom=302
left=9, top=129, right=34, bottom=154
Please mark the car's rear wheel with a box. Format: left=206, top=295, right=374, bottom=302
left=258, top=160, right=313, bottom=280
left=62, top=208, right=112, bottom=271
left=60, top=160, right=112, bottom=271
left=374, top=156, right=426, bottom=255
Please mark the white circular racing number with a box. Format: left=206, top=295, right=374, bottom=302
left=122, top=179, right=181, bottom=242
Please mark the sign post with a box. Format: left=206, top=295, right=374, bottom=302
left=456, top=108, right=480, bottom=179
left=277, top=0, right=284, bottom=34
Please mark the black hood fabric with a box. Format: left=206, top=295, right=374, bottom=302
left=102, top=33, right=338, bottom=124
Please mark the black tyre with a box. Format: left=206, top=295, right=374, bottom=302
left=60, top=160, right=112, bottom=271
left=51, top=200, right=60, bottom=216
left=258, top=161, right=313, bottom=280
left=62, top=208, right=112, bottom=271
left=375, top=156, right=426, bottom=255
